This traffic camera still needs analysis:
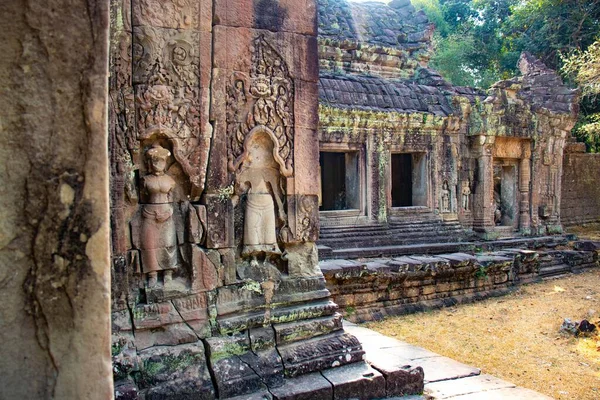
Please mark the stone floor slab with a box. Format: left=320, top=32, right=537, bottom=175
left=446, top=386, right=554, bottom=399
left=269, top=372, right=333, bottom=400
left=425, top=374, right=515, bottom=398
left=225, top=389, right=273, bottom=400
left=344, top=325, right=438, bottom=358
left=321, top=361, right=386, bottom=399
left=417, top=356, right=480, bottom=383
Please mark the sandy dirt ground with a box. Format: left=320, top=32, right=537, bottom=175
left=366, top=269, right=600, bottom=400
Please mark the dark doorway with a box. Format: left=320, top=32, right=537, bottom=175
left=320, top=151, right=360, bottom=211
left=392, top=153, right=413, bottom=207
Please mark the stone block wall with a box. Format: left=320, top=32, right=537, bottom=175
left=561, top=144, right=600, bottom=226
left=322, top=243, right=600, bottom=323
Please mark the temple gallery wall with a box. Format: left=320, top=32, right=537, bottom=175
left=1, top=0, right=598, bottom=399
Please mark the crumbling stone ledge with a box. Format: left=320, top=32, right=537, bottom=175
left=321, top=241, right=600, bottom=323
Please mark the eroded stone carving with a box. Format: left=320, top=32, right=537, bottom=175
left=295, top=195, right=319, bottom=242
left=138, top=143, right=180, bottom=287
left=227, top=35, right=294, bottom=177
left=133, top=26, right=200, bottom=86
left=462, top=180, right=471, bottom=212
left=441, top=180, right=451, bottom=213
left=136, top=85, right=200, bottom=139
left=232, top=129, right=287, bottom=281
left=132, top=0, right=199, bottom=29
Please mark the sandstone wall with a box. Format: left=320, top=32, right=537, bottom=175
left=0, top=1, right=112, bottom=398
left=561, top=146, right=600, bottom=226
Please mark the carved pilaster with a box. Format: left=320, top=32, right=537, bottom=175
left=519, top=142, right=532, bottom=234
left=471, top=135, right=495, bottom=234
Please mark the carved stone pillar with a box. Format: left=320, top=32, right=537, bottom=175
left=471, top=135, right=495, bottom=235
left=519, top=142, right=532, bottom=234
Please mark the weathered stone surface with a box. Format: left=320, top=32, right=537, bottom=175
left=274, top=313, right=343, bottom=345
left=137, top=343, right=215, bottom=399
left=270, top=372, right=333, bottom=400
left=418, top=356, right=480, bottom=383
left=0, top=0, right=113, bottom=398
left=134, top=323, right=199, bottom=350
left=214, top=0, right=317, bottom=36
left=278, top=332, right=365, bottom=377
left=562, top=152, right=600, bottom=226
left=443, top=386, right=554, bottom=400
left=425, top=373, right=515, bottom=399
left=206, top=333, right=265, bottom=398
left=321, top=361, right=386, bottom=399
left=240, top=349, right=285, bottom=388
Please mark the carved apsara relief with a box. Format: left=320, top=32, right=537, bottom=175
left=136, top=144, right=180, bottom=287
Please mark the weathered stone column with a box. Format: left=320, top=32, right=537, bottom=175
left=519, top=142, right=532, bottom=234
left=0, top=1, right=113, bottom=398
left=471, top=135, right=495, bottom=236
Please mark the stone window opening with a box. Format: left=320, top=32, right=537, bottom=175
left=391, top=152, right=428, bottom=208
left=319, top=151, right=361, bottom=211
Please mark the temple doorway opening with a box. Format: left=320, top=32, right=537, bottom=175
left=493, top=161, right=519, bottom=228
left=391, top=152, right=427, bottom=208
left=319, top=151, right=360, bottom=211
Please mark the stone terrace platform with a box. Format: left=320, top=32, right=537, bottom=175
left=320, top=238, right=600, bottom=322
left=345, top=322, right=554, bottom=399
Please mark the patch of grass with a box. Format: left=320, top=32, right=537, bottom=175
left=366, top=269, right=600, bottom=400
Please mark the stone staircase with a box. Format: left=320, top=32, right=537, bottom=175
left=318, top=219, right=472, bottom=260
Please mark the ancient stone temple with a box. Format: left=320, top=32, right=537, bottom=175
left=107, top=0, right=583, bottom=398
left=315, top=0, right=585, bottom=325
left=109, top=0, right=425, bottom=398
left=316, top=0, right=579, bottom=249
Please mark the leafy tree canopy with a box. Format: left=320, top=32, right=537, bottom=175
left=411, top=0, right=600, bottom=150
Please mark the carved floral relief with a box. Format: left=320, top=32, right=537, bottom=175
left=133, top=26, right=200, bottom=87
left=226, top=36, right=295, bottom=177
left=132, top=0, right=199, bottom=30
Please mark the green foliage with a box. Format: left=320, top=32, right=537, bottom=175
left=415, top=0, right=600, bottom=149
left=430, top=33, right=501, bottom=88
left=562, top=40, right=600, bottom=97
left=412, top=0, right=450, bottom=36
left=416, top=0, right=600, bottom=88
left=572, top=112, right=600, bottom=153
left=475, top=265, right=488, bottom=279
left=562, top=39, right=600, bottom=152
left=504, top=0, right=600, bottom=70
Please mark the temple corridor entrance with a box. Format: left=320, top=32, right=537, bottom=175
left=320, top=151, right=360, bottom=211
left=391, top=152, right=428, bottom=208
left=391, top=153, right=412, bottom=207
left=493, top=160, right=519, bottom=228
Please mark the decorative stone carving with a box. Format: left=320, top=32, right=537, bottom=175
left=283, top=242, right=321, bottom=278
left=226, top=35, right=294, bottom=177
left=136, top=85, right=200, bottom=139
left=137, top=143, right=180, bottom=287
left=232, top=129, right=287, bottom=269
left=111, top=32, right=132, bottom=90
left=441, top=180, right=450, bottom=213
left=461, top=181, right=471, bottom=212
left=133, top=26, right=200, bottom=86
left=132, top=0, right=199, bottom=30
left=295, top=195, right=319, bottom=242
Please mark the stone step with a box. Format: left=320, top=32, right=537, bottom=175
left=319, top=224, right=464, bottom=239
left=538, top=263, right=571, bottom=277
left=319, top=220, right=449, bottom=235
left=319, top=236, right=569, bottom=260
left=319, top=230, right=468, bottom=246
